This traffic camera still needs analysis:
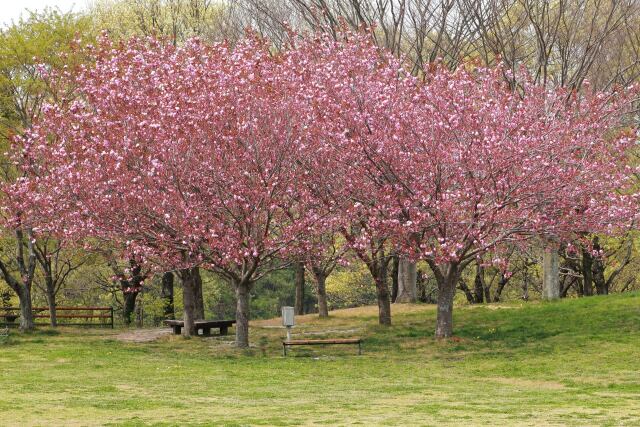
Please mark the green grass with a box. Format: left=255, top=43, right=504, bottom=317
left=1, top=294, right=639, bottom=426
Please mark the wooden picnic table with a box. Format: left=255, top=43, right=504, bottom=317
left=164, top=319, right=235, bottom=336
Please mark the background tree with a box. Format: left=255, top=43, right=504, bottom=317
left=0, top=9, right=93, bottom=330
left=32, top=238, right=86, bottom=326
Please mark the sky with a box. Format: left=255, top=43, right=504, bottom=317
left=0, top=0, right=86, bottom=27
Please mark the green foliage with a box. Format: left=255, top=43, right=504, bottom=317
left=88, top=0, right=226, bottom=45
left=325, top=263, right=377, bottom=309
left=0, top=8, right=93, bottom=141
left=201, top=268, right=316, bottom=321
left=0, top=282, right=15, bottom=307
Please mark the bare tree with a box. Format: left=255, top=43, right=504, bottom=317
left=33, top=238, right=86, bottom=326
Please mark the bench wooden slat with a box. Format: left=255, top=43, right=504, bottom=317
left=284, top=339, right=361, bottom=345
left=164, top=320, right=236, bottom=327
left=32, top=314, right=112, bottom=319
left=163, top=319, right=236, bottom=337
left=1, top=307, right=112, bottom=311
left=282, top=338, right=362, bottom=356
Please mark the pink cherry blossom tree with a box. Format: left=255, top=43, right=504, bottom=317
left=8, top=34, right=317, bottom=346
left=287, top=31, right=638, bottom=337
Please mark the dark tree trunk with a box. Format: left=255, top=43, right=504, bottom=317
left=193, top=267, right=205, bottom=320
left=473, top=267, right=484, bottom=304
left=591, top=237, right=608, bottom=295
left=37, top=255, right=58, bottom=327
left=294, top=262, right=305, bottom=316
left=312, top=267, right=329, bottom=318
left=0, top=229, right=37, bottom=331
left=522, top=274, right=529, bottom=301
left=45, top=275, right=57, bottom=327
left=375, top=274, right=392, bottom=325
left=483, top=281, right=491, bottom=303
left=135, top=300, right=144, bottom=327
left=458, top=279, right=475, bottom=304
left=123, top=291, right=138, bottom=325
left=120, top=260, right=144, bottom=326
left=234, top=278, right=252, bottom=348
left=434, top=263, right=460, bottom=339
left=363, top=247, right=392, bottom=325
left=161, top=271, right=175, bottom=320
left=391, top=255, right=399, bottom=303
left=179, top=268, right=197, bottom=337
left=17, top=286, right=34, bottom=331
left=560, top=278, right=574, bottom=298
left=493, top=273, right=509, bottom=302
left=369, top=259, right=391, bottom=326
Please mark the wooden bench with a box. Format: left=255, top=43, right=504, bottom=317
left=0, top=306, right=114, bottom=328
left=0, top=314, right=18, bottom=324
left=282, top=338, right=362, bottom=356
left=164, top=319, right=235, bottom=336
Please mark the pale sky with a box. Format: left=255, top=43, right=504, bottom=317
left=0, top=0, right=87, bottom=27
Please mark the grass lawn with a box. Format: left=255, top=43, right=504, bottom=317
left=1, top=293, right=639, bottom=426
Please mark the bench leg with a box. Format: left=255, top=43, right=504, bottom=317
left=220, top=326, right=228, bottom=336
left=173, top=326, right=181, bottom=335
left=358, top=342, right=361, bottom=355
left=202, top=327, right=211, bottom=336
left=283, top=343, right=287, bottom=357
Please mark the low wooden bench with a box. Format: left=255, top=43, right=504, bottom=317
left=0, top=306, right=114, bottom=328
left=1, top=314, right=18, bottom=324
left=282, top=338, right=362, bottom=356
left=164, top=319, right=235, bottom=336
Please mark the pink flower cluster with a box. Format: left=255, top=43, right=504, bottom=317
left=6, top=31, right=638, bottom=277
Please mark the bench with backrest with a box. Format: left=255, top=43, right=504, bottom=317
left=164, top=319, right=236, bottom=336
left=282, top=338, right=362, bottom=356
left=0, top=306, right=114, bottom=328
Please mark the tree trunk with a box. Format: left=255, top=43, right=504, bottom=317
left=373, top=263, right=392, bottom=326
left=161, top=271, right=175, bottom=320
left=473, top=266, right=484, bottom=303
left=234, top=278, right=252, bottom=348
left=193, top=267, right=205, bottom=320
left=592, top=237, right=608, bottom=295
left=17, top=286, right=34, bottom=331
left=493, top=273, right=509, bottom=302
left=396, top=257, right=417, bottom=303
left=435, top=264, right=459, bottom=338
left=123, top=291, right=138, bottom=325
left=135, top=299, right=144, bottom=328
left=313, top=268, right=329, bottom=318
left=522, top=273, right=530, bottom=301
left=45, top=276, right=57, bottom=327
left=543, top=247, right=560, bottom=300
left=294, top=262, right=305, bottom=315
left=179, top=268, right=197, bottom=337
left=391, top=255, right=399, bottom=303
left=458, top=279, right=475, bottom=304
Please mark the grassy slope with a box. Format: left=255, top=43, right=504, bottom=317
left=0, top=293, right=639, bottom=426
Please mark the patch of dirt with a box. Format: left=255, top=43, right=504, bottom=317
left=114, top=328, right=172, bottom=343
